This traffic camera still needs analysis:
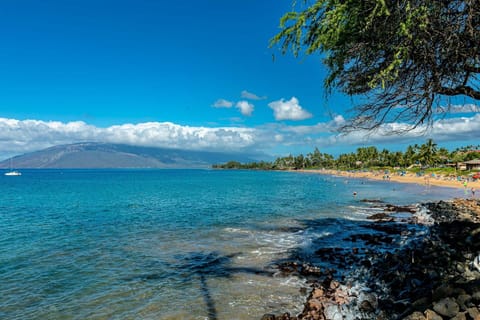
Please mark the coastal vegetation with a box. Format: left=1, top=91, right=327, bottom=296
left=213, top=140, right=480, bottom=176
left=271, top=1, right=480, bottom=131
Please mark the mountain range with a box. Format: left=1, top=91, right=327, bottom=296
left=0, top=143, right=257, bottom=169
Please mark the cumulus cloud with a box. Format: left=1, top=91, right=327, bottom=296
left=1, top=113, right=480, bottom=160
left=236, top=101, right=254, bottom=116
left=212, top=99, right=233, bottom=108
left=321, top=113, right=480, bottom=147
left=0, top=118, right=259, bottom=159
left=436, top=104, right=480, bottom=114
left=430, top=114, right=480, bottom=139
left=213, top=98, right=254, bottom=117
left=268, top=97, right=313, bottom=121
left=241, top=90, right=266, bottom=100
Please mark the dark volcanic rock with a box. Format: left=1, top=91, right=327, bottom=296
left=343, top=233, right=394, bottom=245
left=277, top=262, right=324, bottom=278
left=367, top=212, right=393, bottom=221
left=384, top=204, right=417, bottom=213
left=360, top=199, right=385, bottom=203
left=433, top=298, right=459, bottom=318
left=265, top=199, right=480, bottom=320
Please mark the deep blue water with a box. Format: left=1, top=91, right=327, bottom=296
left=0, top=169, right=462, bottom=319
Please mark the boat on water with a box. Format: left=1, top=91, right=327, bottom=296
left=4, top=171, right=21, bottom=176
left=4, top=158, right=21, bottom=176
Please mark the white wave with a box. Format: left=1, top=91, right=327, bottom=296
left=223, top=227, right=253, bottom=234
left=278, top=275, right=307, bottom=288
left=414, top=205, right=434, bottom=226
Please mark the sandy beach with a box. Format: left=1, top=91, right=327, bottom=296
left=296, top=168, right=480, bottom=193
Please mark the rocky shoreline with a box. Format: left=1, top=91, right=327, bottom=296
left=263, top=199, right=480, bottom=320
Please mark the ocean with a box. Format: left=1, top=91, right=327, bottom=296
left=0, top=169, right=462, bottom=319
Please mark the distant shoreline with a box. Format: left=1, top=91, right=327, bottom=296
left=293, top=168, right=480, bottom=193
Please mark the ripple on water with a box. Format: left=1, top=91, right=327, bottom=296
left=0, top=170, right=457, bottom=319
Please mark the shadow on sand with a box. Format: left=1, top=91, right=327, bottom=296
left=174, top=251, right=274, bottom=320
left=125, top=251, right=273, bottom=319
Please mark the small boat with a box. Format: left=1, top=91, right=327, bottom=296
left=5, top=171, right=21, bottom=176
left=4, top=158, right=21, bottom=176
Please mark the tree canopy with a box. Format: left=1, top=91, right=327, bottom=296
left=271, top=0, right=480, bottom=130
left=213, top=141, right=480, bottom=171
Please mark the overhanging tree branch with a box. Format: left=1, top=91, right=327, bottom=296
left=271, top=0, right=480, bottom=132
left=437, top=86, right=480, bottom=100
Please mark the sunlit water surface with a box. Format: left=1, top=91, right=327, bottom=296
left=0, top=169, right=461, bottom=319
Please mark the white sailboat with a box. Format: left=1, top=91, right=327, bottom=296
left=4, top=158, right=21, bottom=176
left=5, top=171, right=21, bottom=176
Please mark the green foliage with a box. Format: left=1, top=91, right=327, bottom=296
left=213, top=140, right=480, bottom=176
left=416, top=139, right=438, bottom=166
left=422, top=167, right=457, bottom=176
left=271, top=0, right=480, bottom=130
left=212, top=160, right=274, bottom=170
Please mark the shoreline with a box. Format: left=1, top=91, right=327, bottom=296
left=294, top=168, right=480, bottom=194
left=264, top=198, right=480, bottom=320
left=263, top=169, right=480, bottom=319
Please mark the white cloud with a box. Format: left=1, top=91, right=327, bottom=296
left=268, top=97, right=313, bottom=121
left=436, top=104, right=480, bottom=114
left=320, top=113, right=480, bottom=147
left=241, top=90, right=266, bottom=100
left=236, top=101, right=254, bottom=116
left=212, top=99, right=233, bottom=108
left=430, top=114, right=480, bottom=139
left=0, top=118, right=258, bottom=159
left=1, top=113, right=480, bottom=160
left=213, top=98, right=255, bottom=117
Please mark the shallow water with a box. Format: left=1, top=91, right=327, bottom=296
left=0, top=169, right=463, bottom=319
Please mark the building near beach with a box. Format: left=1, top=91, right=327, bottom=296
left=464, top=159, right=480, bottom=170
left=447, top=162, right=467, bottom=170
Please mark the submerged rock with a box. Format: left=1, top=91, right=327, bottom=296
left=367, top=213, right=392, bottom=221
left=360, top=199, right=384, bottom=203
left=384, top=204, right=416, bottom=213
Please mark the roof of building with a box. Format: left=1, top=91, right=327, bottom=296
left=464, top=159, right=480, bottom=164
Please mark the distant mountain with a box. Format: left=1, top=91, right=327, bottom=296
left=0, top=143, right=257, bottom=169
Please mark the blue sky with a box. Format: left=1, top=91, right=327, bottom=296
left=0, top=0, right=479, bottom=160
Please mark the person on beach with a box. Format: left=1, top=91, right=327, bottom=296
left=424, top=175, right=430, bottom=186
left=472, top=188, right=476, bottom=198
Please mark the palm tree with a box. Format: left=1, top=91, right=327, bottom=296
left=308, top=147, right=323, bottom=168
left=391, top=151, right=404, bottom=167
left=379, top=149, right=390, bottom=166
left=437, top=147, right=450, bottom=165
left=418, top=139, right=438, bottom=167
left=403, top=145, right=416, bottom=167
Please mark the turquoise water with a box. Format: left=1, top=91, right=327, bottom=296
left=0, top=169, right=461, bottom=319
